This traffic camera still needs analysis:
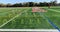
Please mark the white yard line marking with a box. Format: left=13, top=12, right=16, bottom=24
left=47, top=9, right=60, bottom=12
left=0, top=9, right=29, bottom=28
left=0, top=29, right=58, bottom=32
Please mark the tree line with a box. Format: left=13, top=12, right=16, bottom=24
left=0, top=1, right=60, bottom=7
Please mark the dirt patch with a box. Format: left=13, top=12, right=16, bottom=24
left=32, top=7, right=47, bottom=12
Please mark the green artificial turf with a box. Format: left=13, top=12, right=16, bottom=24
left=0, top=7, right=60, bottom=29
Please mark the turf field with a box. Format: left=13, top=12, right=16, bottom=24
left=0, top=7, right=60, bottom=29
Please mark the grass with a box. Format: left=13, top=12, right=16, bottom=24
left=0, top=7, right=60, bottom=29
left=0, top=7, right=30, bottom=26
left=43, top=7, right=60, bottom=28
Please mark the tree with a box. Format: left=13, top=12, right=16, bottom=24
left=23, top=2, right=29, bottom=7
left=50, top=0, right=57, bottom=6
left=6, top=3, right=12, bottom=7
left=0, top=3, right=6, bottom=7
left=28, top=2, right=34, bottom=7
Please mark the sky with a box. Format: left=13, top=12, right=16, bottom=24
left=0, top=0, right=60, bottom=4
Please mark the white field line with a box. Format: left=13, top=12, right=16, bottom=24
left=47, top=9, right=60, bottom=12
left=46, top=8, right=60, bottom=17
left=0, top=29, right=58, bottom=32
left=0, top=9, right=29, bottom=28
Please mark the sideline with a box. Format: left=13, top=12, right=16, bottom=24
left=0, top=29, right=58, bottom=32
